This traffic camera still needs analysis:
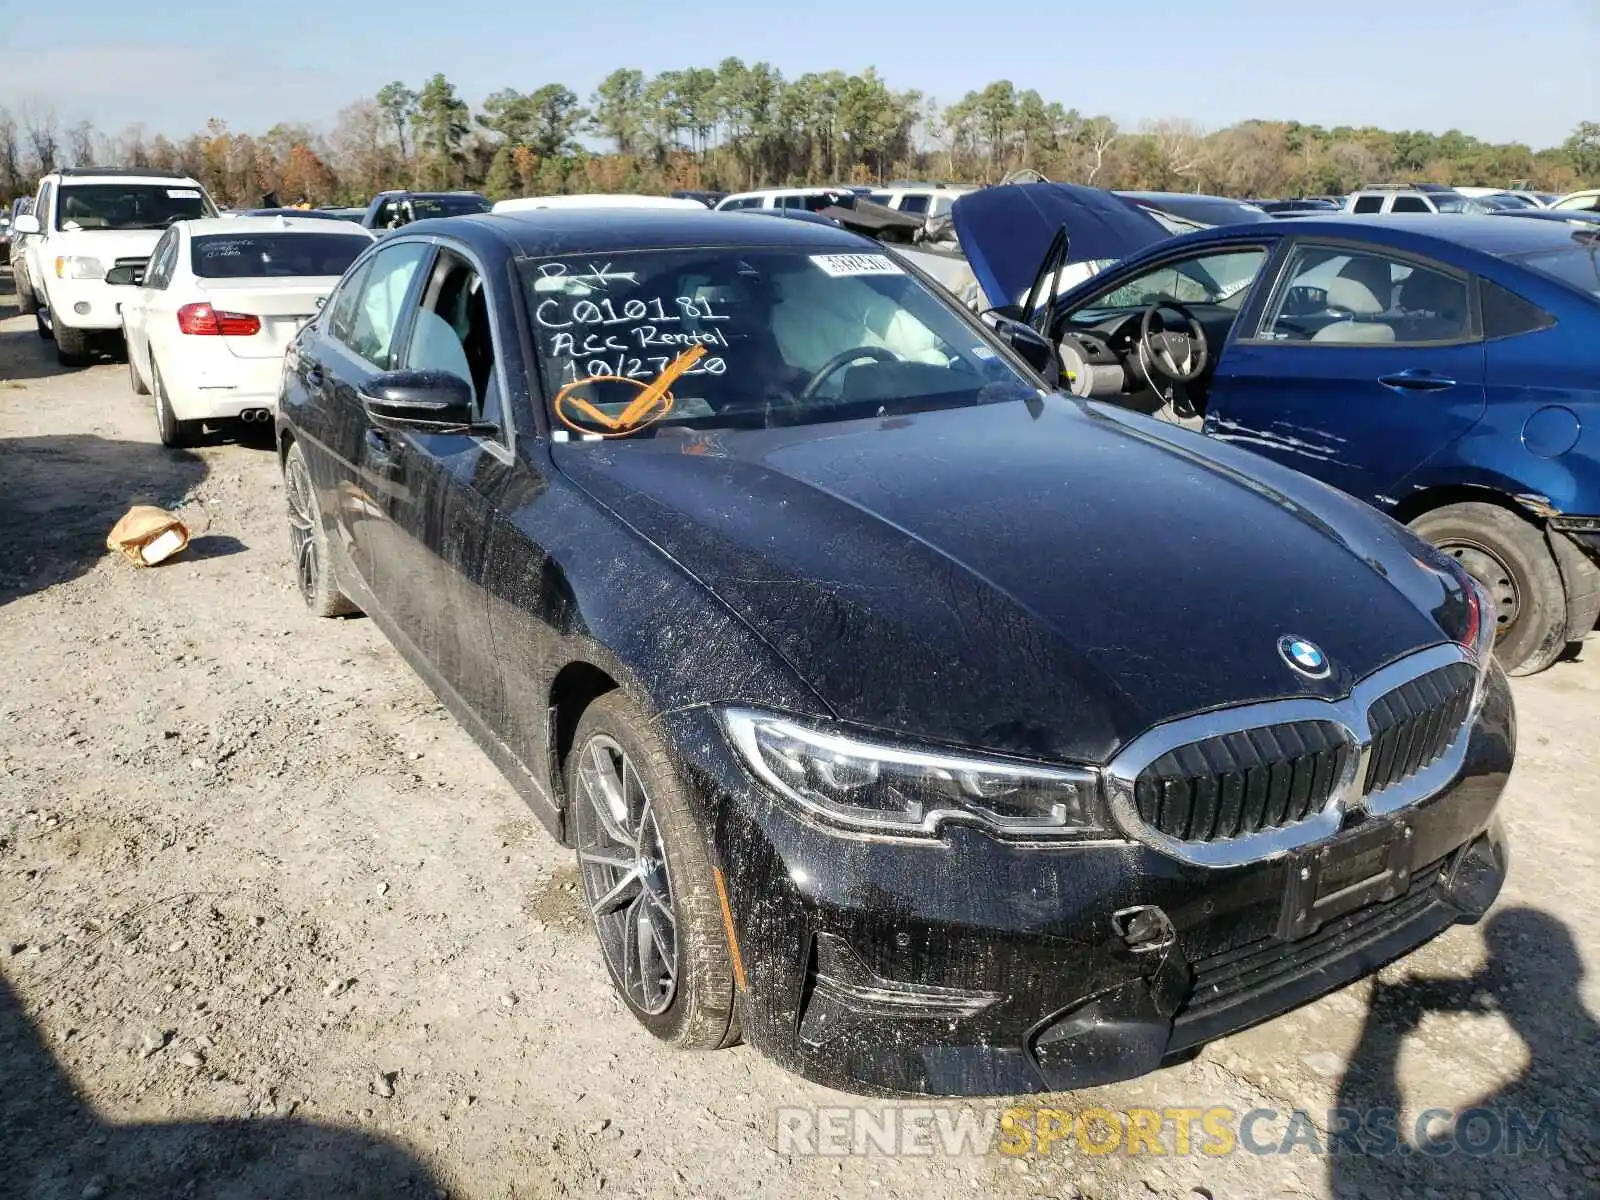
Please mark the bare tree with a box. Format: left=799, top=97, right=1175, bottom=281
left=1148, top=118, right=1207, bottom=189
left=1081, top=115, right=1117, bottom=184
left=65, top=119, right=98, bottom=168
left=117, top=123, right=151, bottom=168
left=327, top=100, right=390, bottom=201
left=0, top=107, right=23, bottom=198
left=19, top=100, right=60, bottom=175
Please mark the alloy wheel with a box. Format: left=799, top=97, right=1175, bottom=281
left=575, top=735, right=679, bottom=1015
left=1439, top=540, right=1520, bottom=638
left=284, top=451, right=321, bottom=607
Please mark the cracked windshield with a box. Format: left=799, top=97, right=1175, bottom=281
left=523, top=248, right=1039, bottom=437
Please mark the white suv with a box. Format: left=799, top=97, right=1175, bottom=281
left=1343, top=185, right=1473, bottom=215
left=13, top=168, right=218, bottom=366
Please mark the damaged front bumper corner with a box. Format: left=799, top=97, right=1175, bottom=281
left=660, top=673, right=1513, bottom=1097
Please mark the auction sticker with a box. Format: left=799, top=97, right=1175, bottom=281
left=810, top=253, right=904, bottom=278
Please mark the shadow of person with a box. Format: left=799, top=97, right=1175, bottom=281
left=0, top=970, right=446, bottom=1198
left=1329, top=907, right=1598, bottom=1198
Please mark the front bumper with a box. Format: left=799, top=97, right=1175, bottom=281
left=667, top=668, right=1514, bottom=1097
left=40, top=277, right=126, bottom=331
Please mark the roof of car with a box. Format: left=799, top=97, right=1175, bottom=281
left=52, top=171, right=203, bottom=187
left=1190, top=212, right=1589, bottom=255
left=404, top=208, right=877, bottom=258
left=181, top=216, right=376, bottom=237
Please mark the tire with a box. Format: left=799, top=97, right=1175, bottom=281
left=55, top=323, right=91, bottom=367
left=15, top=269, right=39, bottom=316
left=126, top=333, right=150, bottom=395
left=568, top=691, right=741, bottom=1051
left=1410, top=502, right=1569, bottom=676
left=151, top=361, right=201, bottom=449
left=282, top=440, right=357, bottom=618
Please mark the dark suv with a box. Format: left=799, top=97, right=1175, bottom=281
left=361, top=190, right=490, bottom=230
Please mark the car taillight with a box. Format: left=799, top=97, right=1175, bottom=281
left=176, top=303, right=261, bottom=336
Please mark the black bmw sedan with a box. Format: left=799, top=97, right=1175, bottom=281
left=275, top=209, right=1513, bottom=1096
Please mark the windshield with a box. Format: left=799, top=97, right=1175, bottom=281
left=55, top=183, right=215, bottom=230
left=1071, top=249, right=1268, bottom=319
left=191, top=232, right=370, bottom=279
left=522, top=247, right=1039, bottom=438
left=1509, top=242, right=1600, bottom=298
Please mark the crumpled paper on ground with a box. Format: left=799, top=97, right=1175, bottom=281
left=106, top=505, right=191, bottom=566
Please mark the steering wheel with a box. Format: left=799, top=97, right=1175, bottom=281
left=797, top=346, right=901, bottom=403
left=1137, top=301, right=1210, bottom=384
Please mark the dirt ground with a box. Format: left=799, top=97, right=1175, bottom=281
left=0, top=268, right=1595, bottom=1200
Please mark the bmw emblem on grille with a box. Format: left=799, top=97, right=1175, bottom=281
left=1279, top=635, right=1330, bottom=679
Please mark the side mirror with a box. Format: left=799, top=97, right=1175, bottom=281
left=13, top=213, right=40, bottom=236
left=990, top=316, right=1060, bottom=384
left=359, top=370, right=475, bottom=428
left=105, top=264, right=144, bottom=286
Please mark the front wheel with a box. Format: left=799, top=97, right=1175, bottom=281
left=126, top=331, right=150, bottom=395
left=569, top=692, right=741, bottom=1050
left=283, top=440, right=357, bottom=617
left=16, top=269, right=39, bottom=316
left=1410, top=502, right=1569, bottom=676
left=55, top=323, right=91, bottom=367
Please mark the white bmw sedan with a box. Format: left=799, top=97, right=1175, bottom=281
left=115, top=216, right=375, bottom=446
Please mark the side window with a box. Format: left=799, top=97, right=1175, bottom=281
left=327, top=258, right=374, bottom=346
left=144, top=230, right=178, bottom=288
left=1259, top=245, right=1473, bottom=345
left=778, top=194, right=804, bottom=210
left=1352, top=195, right=1384, bottom=214
left=402, top=247, right=501, bottom=429
left=1391, top=195, right=1430, bottom=213
left=344, top=241, right=431, bottom=369
left=36, top=183, right=54, bottom=228
left=1088, top=248, right=1269, bottom=312
left=900, top=194, right=931, bottom=216
left=1479, top=278, right=1556, bottom=339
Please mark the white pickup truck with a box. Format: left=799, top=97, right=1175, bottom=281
left=13, top=168, right=218, bottom=366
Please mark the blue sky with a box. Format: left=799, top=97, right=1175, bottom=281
left=3, top=0, right=1594, bottom=149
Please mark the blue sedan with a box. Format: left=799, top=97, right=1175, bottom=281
left=957, top=205, right=1600, bottom=674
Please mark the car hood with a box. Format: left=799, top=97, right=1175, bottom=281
left=951, top=182, right=1171, bottom=311
left=49, top=228, right=165, bottom=263
left=552, top=400, right=1454, bottom=765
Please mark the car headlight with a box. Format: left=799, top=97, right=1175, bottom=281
left=1422, top=554, right=1497, bottom=705
left=722, top=707, right=1106, bottom=838
left=55, top=255, right=105, bottom=280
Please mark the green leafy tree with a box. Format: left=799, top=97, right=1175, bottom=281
left=375, top=81, right=418, bottom=160
left=590, top=69, right=646, bottom=155
left=484, top=142, right=519, bottom=199
left=527, top=84, right=586, bottom=158
left=411, top=73, right=470, bottom=188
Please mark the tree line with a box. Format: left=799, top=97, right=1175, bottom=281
left=2, top=65, right=1596, bottom=209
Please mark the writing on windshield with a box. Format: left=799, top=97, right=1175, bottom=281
left=521, top=247, right=1037, bottom=439
left=533, top=261, right=731, bottom=385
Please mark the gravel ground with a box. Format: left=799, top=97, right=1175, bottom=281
left=1, top=269, right=1595, bottom=1200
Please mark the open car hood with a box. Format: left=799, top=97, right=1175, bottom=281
left=951, top=182, right=1170, bottom=310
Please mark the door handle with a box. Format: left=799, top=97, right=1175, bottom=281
left=1379, top=371, right=1455, bottom=392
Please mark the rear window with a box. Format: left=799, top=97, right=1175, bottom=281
left=1508, top=243, right=1600, bottom=298
left=190, top=232, right=370, bottom=279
